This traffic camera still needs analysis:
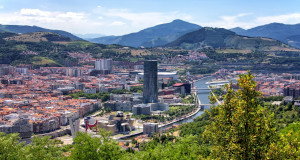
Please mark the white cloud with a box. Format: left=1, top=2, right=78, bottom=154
left=0, top=8, right=104, bottom=34
left=221, top=13, right=253, bottom=22
left=103, top=9, right=193, bottom=27
left=200, top=13, right=254, bottom=29
left=0, top=7, right=194, bottom=35
left=111, top=21, right=125, bottom=26
left=93, top=7, right=194, bottom=34
left=200, top=13, right=300, bottom=29
left=3, top=7, right=300, bottom=35
left=20, top=8, right=51, bottom=16
left=256, top=13, right=300, bottom=24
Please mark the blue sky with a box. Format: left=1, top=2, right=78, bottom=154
left=0, top=0, right=300, bottom=35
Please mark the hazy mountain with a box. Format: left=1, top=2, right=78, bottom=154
left=166, top=27, right=295, bottom=51
left=230, top=23, right=300, bottom=48
left=230, top=27, right=246, bottom=33
left=0, top=24, right=83, bottom=41
left=90, top=19, right=201, bottom=47
left=75, top=33, right=106, bottom=40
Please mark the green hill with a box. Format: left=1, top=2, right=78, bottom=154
left=166, top=27, right=298, bottom=51
left=4, top=32, right=72, bottom=43
left=0, top=24, right=82, bottom=41
left=230, top=23, right=300, bottom=48
left=0, top=32, right=120, bottom=67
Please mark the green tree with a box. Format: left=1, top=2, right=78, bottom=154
left=204, top=72, right=277, bottom=159
left=266, top=122, right=299, bottom=159
left=22, top=136, right=66, bottom=160
left=123, top=136, right=206, bottom=160
left=70, top=129, right=122, bottom=160
left=130, top=86, right=143, bottom=93
left=0, top=133, right=66, bottom=160
left=0, top=133, right=24, bottom=160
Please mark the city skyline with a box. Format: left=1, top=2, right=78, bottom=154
left=0, top=0, right=300, bottom=35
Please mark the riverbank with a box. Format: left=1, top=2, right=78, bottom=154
left=114, top=91, right=202, bottom=140
left=114, top=105, right=202, bottom=140
left=209, top=87, right=221, bottom=105
left=193, top=75, right=212, bottom=83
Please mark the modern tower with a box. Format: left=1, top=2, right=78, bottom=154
left=143, top=60, right=158, bottom=103
left=95, top=59, right=113, bottom=74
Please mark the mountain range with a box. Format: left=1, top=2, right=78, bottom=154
left=2, top=20, right=300, bottom=50
left=90, top=19, right=201, bottom=48
left=75, top=33, right=107, bottom=40
left=165, top=27, right=295, bottom=51
left=90, top=20, right=300, bottom=49
left=230, top=23, right=300, bottom=48
left=0, top=24, right=82, bottom=41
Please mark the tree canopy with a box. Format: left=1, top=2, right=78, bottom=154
left=204, top=72, right=298, bottom=159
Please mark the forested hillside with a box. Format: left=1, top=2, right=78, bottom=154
left=0, top=32, right=119, bottom=67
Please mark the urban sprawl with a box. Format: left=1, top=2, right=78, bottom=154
left=0, top=58, right=299, bottom=143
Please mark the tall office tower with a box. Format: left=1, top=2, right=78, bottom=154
left=143, top=60, right=158, bottom=103
left=95, top=60, right=101, bottom=70
left=95, top=59, right=113, bottom=74
left=66, top=68, right=82, bottom=77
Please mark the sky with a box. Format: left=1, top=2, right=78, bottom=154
left=0, top=0, right=300, bottom=36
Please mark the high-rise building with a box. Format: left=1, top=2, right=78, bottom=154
left=95, top=59, right=112, bottom=74
left=143, top=60, right=158, bottom=103
left=66, top=68, right=82, bottom=77
left=143, top=123, right=158, bottom=136
left=15, top=68, right=28, bottom=74
left=284, top=86, right=300, bottom=98
left=0, top=65, right=14, bottom=75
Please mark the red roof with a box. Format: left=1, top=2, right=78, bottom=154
left=173, top=83, right=185, bottom=87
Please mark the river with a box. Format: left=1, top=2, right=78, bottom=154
left=119, top=76, right=216, bottom=139
left=159, top=76, right=215, bottom=129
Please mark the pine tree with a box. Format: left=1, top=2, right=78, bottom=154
left=204, top=72, right=277, bottom=159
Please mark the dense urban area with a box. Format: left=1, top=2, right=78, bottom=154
left=0, top=7, right=300, bottom=159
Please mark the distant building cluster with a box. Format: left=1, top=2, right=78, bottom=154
left=216, top=69, right=300, bottom=98
left=0, top=64, right=137, bottom=138
left=68, top=52, right=95, bottom=64
left=284, top=86, right=300, bottom=98
left=96, top=111, right=135, bottom=134
left=20, top=51, right=39, bottom=55
left=0, top=59, right=194, bottom=137
left=162, top=50, right=208, bottom=64
left=255, top=74, right=300, bottom=97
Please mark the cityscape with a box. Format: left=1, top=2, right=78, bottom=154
left=0, top=0, right=299, bottom=159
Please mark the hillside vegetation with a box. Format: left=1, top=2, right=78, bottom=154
left=0, top=24, right=82, bottom=40
left=231, top=23, right=300, bottom=48
left=0, top=32, right=120, bottom=67
left=4, top=32, right=71, bottom=43
left=166, top=27, right=299, bottom=51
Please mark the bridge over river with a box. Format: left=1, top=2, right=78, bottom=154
left=115, top=76, right=226, bottom=140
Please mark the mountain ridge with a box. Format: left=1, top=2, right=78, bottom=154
left=0, top=24, right=83, bottom=41
left=230, top=23, right=300, bottom=48
left=166, top=27, right=298, bottom=51
left=90, top=19, right=201, bottom=48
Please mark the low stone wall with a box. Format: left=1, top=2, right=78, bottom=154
left=40, top=128, right=71, bottom=139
